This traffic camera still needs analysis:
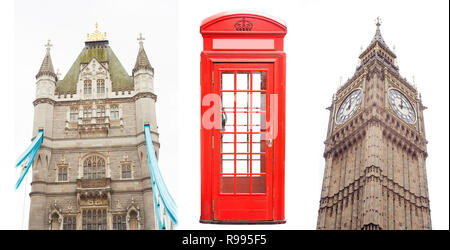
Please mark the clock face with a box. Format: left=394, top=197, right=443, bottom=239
left=336, top=89, right=362, bottom=125
left=388, top=89, right=416, bottom=124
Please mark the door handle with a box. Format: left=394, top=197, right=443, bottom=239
left=268, top=139, right=273, bottom=147
left=221, top=112, right=227, bottom=132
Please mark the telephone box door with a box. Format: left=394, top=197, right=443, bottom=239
left=212, top=63, right=274, bottom=222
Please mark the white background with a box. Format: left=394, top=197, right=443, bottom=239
left=0, top=0, right=448, bottom=230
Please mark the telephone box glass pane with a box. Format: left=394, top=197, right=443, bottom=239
left=236, top=71, right=250, bottom=90
left=236, top=158, right=249, bottom=173
left=221, top=112, right=234, bottom=132
left=221, top=155, right=234, bottom=174
left=220, top=176, right=234, bottom=194
left=236, top=176, right=250, bottom=193
left=221, top=72, right=234, bottom=90
left=236, top=92, right=250, bottom=110
left=252, top=175, right=266, bottom=194
left=221, top=92, right=235, bottom=112
left=252, top=71, right=266, bottom=91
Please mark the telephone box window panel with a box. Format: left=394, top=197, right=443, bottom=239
left=200, top=12, right=287, bottom=224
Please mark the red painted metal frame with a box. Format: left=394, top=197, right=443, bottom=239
left=200, top=12, right=286, bottom=224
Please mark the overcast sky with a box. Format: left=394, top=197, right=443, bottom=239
left=0, top=0, right=448, bottom=230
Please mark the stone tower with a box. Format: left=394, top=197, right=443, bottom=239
left=29, top=25, right=159, bottom=230
left=317, top=19, right=431, bottom=230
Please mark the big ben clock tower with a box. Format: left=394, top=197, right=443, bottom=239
left=317, top=18, right=431, bottom=230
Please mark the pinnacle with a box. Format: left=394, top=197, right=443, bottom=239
left=36, top=40, right=57, bottom=79
left=133, top=36, right=153, bottom=75
left=370, top=20, right=388, bottom=47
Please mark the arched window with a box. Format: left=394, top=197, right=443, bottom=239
left=121, top=164, right=131, bottom=179
left=97, top=106, right=105, bottom=117
left=82, top=208, right=106, bottom=230
left=110, top=106, right=119, bottom=120
left=113, top=214, right=126, bottom=230
left=84, top=80, right=92, bottom=94
left=70, top=108, right=78, bottom=121
left=83, top=155, right=106, bottom=179
left=63, top=216, right=76, bottom=230
left=83, top=107, right=92, bottom=118
left=97, top=79, right=105, bottom=93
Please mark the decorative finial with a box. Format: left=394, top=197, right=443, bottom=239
left=45, top=39, right=53, bottom=53
left=137, top=33, right=145, bottom=47
left=87, top=23, right=107, bottom=41
left=376, top=17, right=382, bottom=28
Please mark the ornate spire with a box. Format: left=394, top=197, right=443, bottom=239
left=36, top=39, right=57, bottom=79
left=133, top=33, right=153, bottom=75
left=370, top=17, right=388, bottom=47
left=358, top=17, right=397, bottom=71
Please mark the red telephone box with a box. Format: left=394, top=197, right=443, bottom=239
left=200, top=12, right=286, bottom=224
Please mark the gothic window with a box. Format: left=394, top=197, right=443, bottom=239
left=121, top=164, right=131, bottom=179
left=63, top=216, right=77, bottom=230
left=70, top=108, right=79, bottom=122
left=84, top=80, right=92, bottom=94
left=110, top=106, right=119, bottom=120
left=82, top=209, right=107, bottom=230
left=97, top=106, right=105, bottom=117
left=83, top=107, right=92, bottom=118
left=83, top=155, right=106, bottom=179
left=97, top=79, right=105, bottom=93
left=113, top=215, right=127, bottom=230
left=57, top=166, right=68, bottom=181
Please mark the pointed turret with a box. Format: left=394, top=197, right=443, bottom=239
left=133, top=33, right=153, bottom=75
left=36, top=40, right=57, bottom=80
left=358, top=17, right=398, bottom=72
left=369, top=18, right=388, bottom=48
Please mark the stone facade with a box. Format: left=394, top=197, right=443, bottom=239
left=29, top=34, right=159, bottom=230
left=317, top=22, right=431, bottom=230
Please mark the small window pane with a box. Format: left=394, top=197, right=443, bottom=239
left=236, top=176, right=250, bottom=193
left=220, top=175, right=234, bottom=194
left=236, top=72, right=250, bottom=90
left=221, top=72, right=234, bottom=90
left=252, top=175, right=266, bottom=194
left=221, top=157, right=234, bottom=174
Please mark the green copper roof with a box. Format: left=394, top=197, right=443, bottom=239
left=56, top=41, right=134, bottom=94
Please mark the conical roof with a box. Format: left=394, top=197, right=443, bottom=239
left=36, top=41, right=57, bottom=79
left=370, top=22, right=388, bottom=47
left=360, top=19, right=396, bottom=59
left=133, top=37, right=153, bottom=75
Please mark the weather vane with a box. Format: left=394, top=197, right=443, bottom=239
left=375, top=16, right=382, bottom=27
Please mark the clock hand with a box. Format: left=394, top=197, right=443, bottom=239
left=346, top=98, right=352, bottom=111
